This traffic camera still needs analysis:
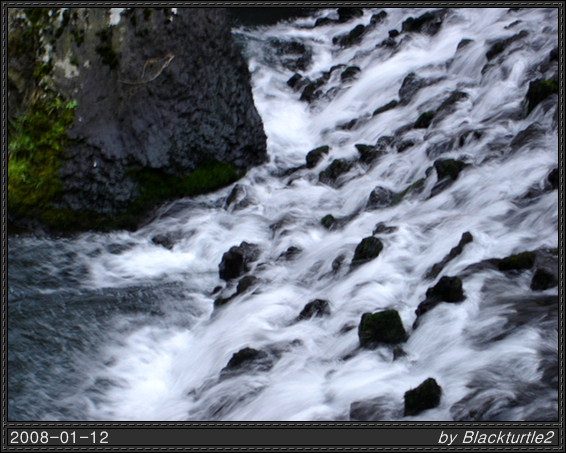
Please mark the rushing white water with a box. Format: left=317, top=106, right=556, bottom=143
left=8, top=7, right=559, bottom=421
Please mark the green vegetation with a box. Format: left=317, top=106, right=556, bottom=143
left=404, top=378, right=442, bottom=416
left=498, top=251, right=535, bottom=271
left=8, top=95, right=77, bottom=223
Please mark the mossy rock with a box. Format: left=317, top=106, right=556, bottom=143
left=498, top=251, right=535, bottom=271
left=425, top=276, right=465, bottom=302
left=404, top=378, right=442, bottom=416
left=352, top=236, right=384, bottom=267
left=306, top=145, right=330, bottom=169
left=526, top=79, right=558, bottom=115
left=321, top=214, right=336, bottom=230
left=413, top=111, right=435, bottom=129
left=358, top=309, right=407, bottom=348
left=433, top=158, right=466, bottom=181
left=319, top=159, right=353, bottom=186
left=341, top=66, right=361, bottom=81
left=297, top=299, right=331, bottom=321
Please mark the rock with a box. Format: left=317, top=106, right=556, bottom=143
left=509, top=123, right=545, bottom=151
left=370, top=11, right=388, bottom=27
left=373, top=223, right=397, bottom=235
left=340, top=66, right=361, bottom=82
left=434, top=158, right=466, bottom=181
left=413, top=111, right=435, bottom=129
left=300, top=77, right=326, bottom=102
left=151, top=233, right=178, bottom=250
left=548, top=168, right=558, bottom=190
left=437, top=91, right=468, bottom=114
left=332, top=254, right=346, bottom=272
left=321, top=214, right=337, bottom=230
left=404, top=378, right=442, bottom=416
left=334, top=24, right=366, bottom=47
left=526, top=78, right=558, bottom=115
left=389, top=29, right=400, bottom=38
left=530, top=268, right=558, bottom=291
left=485, top=30, right=529, bottom=61
left=350, top=396, right=389, bottom=421
left=356, top=136, right=394, bottom=164
left=366, top=186, right=395, bottom=210
left=373, top=100, right=398, bottom=116
left=314, top=17, right=336, bottom=27
left=401, top=10, right=447, bottom=35
left=277, top=246, right=302, bottom=261
left=426, top=232, right=473, bottom=279
left=8, top=8, right=267, bottom=234
left=358, top=309, right=407, bottom=348
left=297, top=299, right=331, bottom=320
left=219, top=242, right=260, bottom=281
left=497, top=251, right=535, bottom=271
left=319, top=159, right=353, bottom=187
left=399, top=72, right=424, bottom=105
left=220, top=347, right=273, bottom=377
left=306, top=145, right=330, bottom=169
left=337, top=7, right=364, bottom=22
left=352, top=237, right=384, bottom=267
left=425, top=140, right=454, bottom=159
left=396, top=140, right=415, bottom=153
left=270, top=39, right=312, bottom=72
left=236, top=275, right=259, bottom=294
left=426, top=276, right=465, bottom=302
left=457, top=38, right=474, bottom=50
left=286, top=73, right=303, bottom=89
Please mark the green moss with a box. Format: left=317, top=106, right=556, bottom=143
left=526, top=79, right=558, bottom=114
left=8, top=95, right=76, bottom=222
left=498, top=251, right=535, bottom=271
left=127, top=160, right=241, bottom=219
left=321, top=214, right=336, bottom=229
left=414, top=111, right=435, bottom=129
left=95, top=44, right=119, bottom=69
left=404, top=378, right=442, bottom=416
left=33, top=60, right=53, bottom=81
left=358, top=309, right=406, bottom=348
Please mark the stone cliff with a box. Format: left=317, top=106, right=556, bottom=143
left=7, top=7, right=268, bottom=233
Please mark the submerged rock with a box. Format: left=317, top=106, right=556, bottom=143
left=306, top=145, right=330, bottom=169
left=498, top=251, right=535, bottom=271
left=426, top=232, right=474, bottom=279
left=404, top=378, right=442, bottom=416
left=415, top=276, right=466, bottom=324
left=413, top=111, right=435, bottom=129
left=373, top=100, right=398, bottom=116
left=297, top=299, right=331, bottom=321
left=319, top=159, right=354, bottom=187
left=358, top=309, right=407, bottom=348
left=219, top=242, right=260, bottom=281
left=220, top=347, right=273, bottom=378
left=366, top=186, right=395, bottom=210
left=526, top=78, right=558, bottom=115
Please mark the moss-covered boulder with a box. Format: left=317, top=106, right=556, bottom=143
left=498, top=251, right=535, bottom=271
left=414, top=111, right=435, bottom=129
left=404, top=378, right=442, bottom=416
left=321, top=214, right=337, bottom=230
left=306, top=145, right=330, bottom=169
left=219, top=242, right=260, bottom=281
left=358, top=310, right=407, bottom=348
left=297, top=299, right=331, bottom=321
left=319, top=159, right=353, bottom=187
left=426, top=276, right=465, bottom=302
left=351, top=237, right=384, bottom=267
left=526, top=78, right=558, bottom=115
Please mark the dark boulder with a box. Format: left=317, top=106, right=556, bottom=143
left=306, top=145, right=330, bottom=169
left=358, top=309, right=407, bottom=348
left=426, top=276, right=465, bottom=302
left=340, top=66, right=361, bottom=82
left=413, top=111, right=435, bottom=129
left=485, top=30, right=528, bottom=61
left=396, top=140, right=415, bottom=153
left=297, top=299, right=331, bottom=321
left=404, top=378, right=442, bottom=416
left=277, top=246, right=302, bottom=261
left=548, top=168, right=558, bottom=190
left=319, top=159, right=353, bottom=187
left=389, top=29, right=400, bottom=38
left=525, top=78, right=558, bottom=115
left=356, top=136, right=394, bottom=164
left=287, top=73, right=304, bottom=90
left=370, top=11, right=388, bottom=27
left=373, top=100, right=398, bottom=116
left=219, top=242, right=260, bottom=281
left=337, top=8, right=364, bottom=22
left=426, top=232, right=473, bottom=279
left=457, top=38, right=474, bottom=51
left=366, top=186, right=395, bottom=210
left=399, top=72, right=424, bottom=105
left=236, top=275, right=259, bottom=294
left=497, top=251, right=535, bottom=271
left=351, top=237, right=384, bottom=267
left=373, top=223, right=397, bottom=235
left=220, top=347, right=273, bottom=378
left=334, top=24, right=366, bottom=47
left=321, top=214, right=337, bottom=230
left=300, top=77, right=327, bottom=102
left=530, top=268, right=558, bottom=291
left=401, top=10, right=447, bottom=35
left=434, top=158, right=466, bottom=181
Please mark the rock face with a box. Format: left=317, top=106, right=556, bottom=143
left=8, top=8, right=268, bottom=233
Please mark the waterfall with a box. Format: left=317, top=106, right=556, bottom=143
left=8, top=7, right=558, bottom=422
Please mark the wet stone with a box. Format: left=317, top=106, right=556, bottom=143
left=358, top=309, right=406, bottom=348
left=297, top=299, right=331, bottom=321
left=351, top=237, right=384, bottom=267
left=404, top=378, right=442, bottom=416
